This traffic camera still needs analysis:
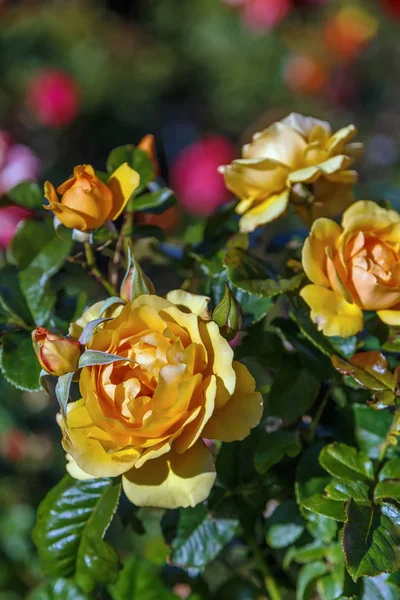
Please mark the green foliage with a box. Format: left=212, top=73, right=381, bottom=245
left=110, top=555, right=178, bottom=600
left=32, top=476, right=121, bottom=593
left=28, top=578, right=88, bottom=600
left=0, top=330, right=41, bottom=391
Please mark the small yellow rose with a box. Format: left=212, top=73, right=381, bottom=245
left=44, top=163, right=139, bottom=231
left=218, top=113, right=362, bottom=232
left=300, top=200, right=400, bottom=337
left=32, top=327, right=82, bottom=376
left=58, top=290, right=263, bottom=509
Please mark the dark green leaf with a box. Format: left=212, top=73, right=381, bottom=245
left=330, top=336, right=357, bottom=360
left=28, top=578, right=88, bottom=600
left=162, top=505, right=238, bottom=570
left=343, top=500, right=400, bottom=580
left=107, top=146, right=133, bottom=173
left=33, top=475, right=121, bottom=591
left=268, top=365, right=320, bottom=426
left=107, top=145, right=154, bottom=195
left=110, top=555, right=178, bottom=600
left=130, top=188, right=176, bottom=214
left=266, top=500, right=305, bottom=549
left=319, top=443, right=374, bottom=482
left=375, top=459, right=400, bottom=502
left=254, top=430, right=301, bottom=474
left=0, top=330, right=41, bottom=391
left=290, top=306, right=336, bottom=358
left=4, top=181, right=44, bottom=210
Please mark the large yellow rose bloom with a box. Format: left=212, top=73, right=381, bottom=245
left=44, top=163, right=139, bottom=231
left=218, top=113, right=362, bottom=232
left=59, top=291, right=263, bottom=509
left=300, top=201, right=400, bottom=337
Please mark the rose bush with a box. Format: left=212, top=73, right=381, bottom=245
left=58, top=290, right=263, bottom=508
left=219, top=112, right=362, bottom=231
left=301, top=200, right=400, bottom=336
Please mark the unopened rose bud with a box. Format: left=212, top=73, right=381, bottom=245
left=212, top=284, right=244, bottom=340
left=120, top=254, right=155, bottom=302
left=32, top=327, right=82, bottom=376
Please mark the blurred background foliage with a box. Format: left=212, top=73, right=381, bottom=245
left=1, top=0, right=400, bottom=597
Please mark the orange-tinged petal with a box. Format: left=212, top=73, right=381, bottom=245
left=300, top=284, right=364, bottom=337
left=122, top=440, right=216, bottom=509
left=44, top=181, right=88, bottom=231
left=302, top=218, right=342, bottom=287
left=138, top=134, right=159, bottom=177
left=202, top=361, right=263, bottom=442
left=107, top=162, right=140, bottom=221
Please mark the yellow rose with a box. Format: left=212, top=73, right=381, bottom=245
left=32, top=327, right=82, bottom=376
left=44, top=163, right=139, bottom=231
left=218, top=113, right=362, bottom=232
left=58, top=290, right=263, bottom=509
left=300, top=201, right=400, bottom=337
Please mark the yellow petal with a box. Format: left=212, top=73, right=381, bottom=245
left=300, top=284, right=364, bottom=337
left=122, top=440, right=216, bottom=509
left=107, top=162, right=140, bottom=221
left=326, top=125, right=357, bottom=156
left=302, top=218, right=342, bottom=287
left=342, top=201, right=400, bottom=236
left=377, top=309, right=400, bottom=326
left=242, top=122, right=307, bottom=168
left=203, top=320, right=236, bottom=395
left=44, top=181, right=88, bottom=231
left=281, top=113, right=331, bottom=139
left=202, top=361, right=263, bottom=442
left=238, top=189, right=289, bottom=233
left=58, top=399, right=140, bottom=477
left=220, top=158, right=289, bottom=203
left=166, top=290, right=211, bottom=320
left=65, top=454, right=94, bottom=480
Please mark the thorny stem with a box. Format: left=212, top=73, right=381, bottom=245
left=245, top=534, right=283, bottom=600
left=84, top=242, right=117, bottom=297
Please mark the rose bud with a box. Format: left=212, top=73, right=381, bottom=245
left=138, top=133, right=160, bottom=177
left=44, top=163, right=139, bottom=231
left=32, top=327, right=82, bottom=376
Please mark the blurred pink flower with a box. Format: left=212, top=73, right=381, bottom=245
left=224, top=0, right=292, bottom=32
left=27, top=69, right=80, bottom=128
left=171, top=135, right=236, bottom=217
left=0, top=131, right=40, bottom=249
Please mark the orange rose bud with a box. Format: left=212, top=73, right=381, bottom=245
left=44, top=163, right=140, bottom=232
left=138, top=134, right=159, bottom=177
left=32, top=327, right=82, bottom=376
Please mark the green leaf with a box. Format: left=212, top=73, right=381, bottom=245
left=78, top=350, right=134, bottom=368
left=110, top=555, right=178, bottom=600
left=107, top=146, right=133, bottom=173
left=343, top=500, right=400, bottom=580
left=28, top=578, right=88, bottom=600
left=290, top=306, right=337, bottom=358
left=0, top=330, right=41, bottom=391
left=375, top=459, right=400, bottom=502
left=130, top=187, right=176, bottom=214
left=353, top=404, right=395, bottom=459
left=55, top=372, right=74, bottom=417
left=0, top=264, right=33, bottom=327
left=319, top=443, right=374, bottom=482
left=284, top=541, right=339, bottom=569
left=78, top=317, right=112, bottom=344
left=254, top=430, right=301, bottom=474
left=266, top=500, right=305, bottom=549
left=162, top=505, right=238, bottom=570
left=16, top=221, right=73, bottom=326
left=33, top=476, right=121, bottom=591
left=301, top=494, right=346, bottom=522
left=267, top=365, right=320, bottom=426
left=297, top=562, right=328, bottom=600
left=4, top=181, right=44, bottom=210
left=363, top=575, right=400, bottom=600
left=317, top=565, right=345, bottom=600
left=324, top=480, right=370, bottom=505
left=330, top=336, right=357, bottom=360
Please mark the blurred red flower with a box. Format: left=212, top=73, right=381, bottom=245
left=171, top=135, right=236, bottom=217
left=27, top=69, right=80, bottom=128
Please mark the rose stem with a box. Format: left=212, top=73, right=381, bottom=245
left=84, top=241, right=117, bottom=297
